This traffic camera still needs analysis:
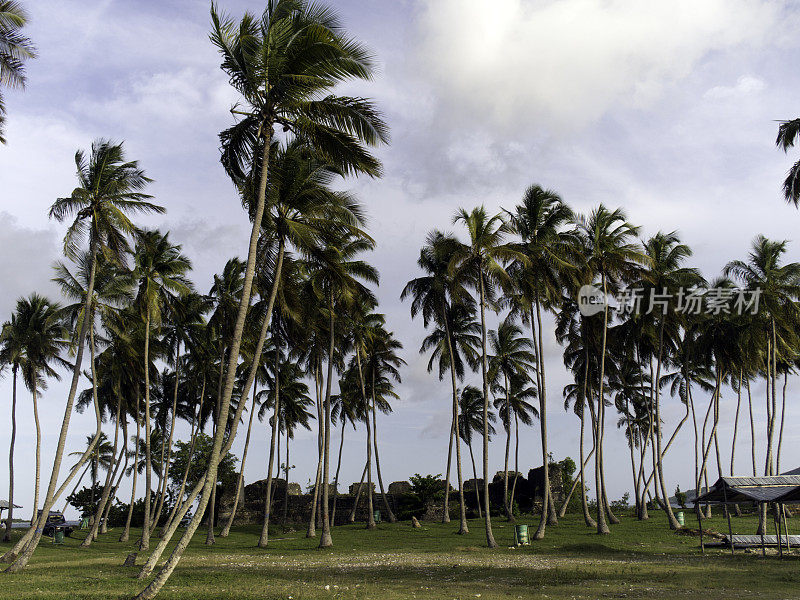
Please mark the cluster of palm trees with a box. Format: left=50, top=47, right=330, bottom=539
left=404, top=186, right=800, bottom=546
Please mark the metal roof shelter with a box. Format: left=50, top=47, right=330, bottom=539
left=0, top=500, right=21, bottom=510
left=692, top=475, right=799, bottom=557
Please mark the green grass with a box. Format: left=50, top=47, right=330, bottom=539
left=1, top=513, right=799, bottom=599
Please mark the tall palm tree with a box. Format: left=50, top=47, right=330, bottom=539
left=639, top=231, right=702, bottom=529
left=402, top=230, right=476, bottom=534
left=488, top=315, right=535, bottom=520
left=507, top=184, right=575, bottom=538
left=0, top=1, right=35, bottom=143
left=6, top=141, right=159, bottom=571
left=136, top=0, right=387, bottom=585
left=451, top=206, right=522, bottom=548
left=458, top=385, right=496, bottom=518
left=573, top=205, right=646, bottom=535
left=132, top=230, right=191, bottom=551
left=14, top=295, right=70, bottom=530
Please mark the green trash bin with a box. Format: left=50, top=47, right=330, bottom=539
left=676, top=511, right=685, bottom=526
left=53, top=529, right=65, bottom=545
left=373, top=510, right=381, bottom=523
left=514, top=524, right=529, bottom=545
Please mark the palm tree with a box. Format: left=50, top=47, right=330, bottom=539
left=573, top=205, right=647, bottom=535
left=724, top=235, right=800, bottom=476
left=488, top=315, right=535, bottom=520
left=0, top=1, right=35, bottom=143
left=6, top=141, right=160, bottom=572
left=132, top=230, right=191, bottom=551
left=451, top=207, right=522, bottom=548
left=137, top=0, right=387, bottom=584
left=458, top=385, right=496, bottom=518
left=15, top=295, right=70, bottom=529
left=639, top=231, right=703, bottom=529
left=776, top=119, right=800, bottom=205
left=402, top=230, right=476, bottom=534
left=507, top=184, right=575, bottom=537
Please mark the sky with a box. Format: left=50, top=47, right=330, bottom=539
left=1, top=0, right=800, bottom=518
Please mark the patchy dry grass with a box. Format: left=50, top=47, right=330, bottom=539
left=0, top=513, right=798, bottom=599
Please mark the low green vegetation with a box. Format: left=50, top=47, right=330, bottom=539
left=3, top=514, right=799, bottom=599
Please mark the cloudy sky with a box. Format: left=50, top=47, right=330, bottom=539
left=1, top=0, right=800, bottom=517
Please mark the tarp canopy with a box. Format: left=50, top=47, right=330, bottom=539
left=694, top=476, right=800, bottom=505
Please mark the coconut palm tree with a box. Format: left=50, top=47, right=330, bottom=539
left=507, top=184, right=576, bottom=538
left=488, top=315, right=535, bottom=520
left=132, top=230, right=191, bottom=551
left=573, top=205, right=647, bottom=535
left=0, top=0, right=35, bottom=143
left=451, top=207, right=522, bottom=548
left=457, top=385, right=496, bottom=518
left=402, top=230, right=477, bottom=533
left=136, top=0, right=387, bottom=579
left=14, top=296, right=69, bottom=530
left=6, top=141, right=160, bottom=571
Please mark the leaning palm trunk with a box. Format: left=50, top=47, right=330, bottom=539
left=258, top=349, right=281, bottom=548
left=331, top=420, right=347, bottom=525
left=443, top=301, right=468, bottom=533
left=442, top=422, right=453, bottom=523
left=162, top=394, right=201, bottom=536
left=308, top=364, right=323, bottom=537
left=653, top=322, right=681, bottom=529
left=222, top=382, right=258, bottom=538
left=371, top=380, right=396, bottom=523
left=3, top=368, right=17, bottom=543
left=151, top=348, right=182, bottom=535
left=348, top=462, right=369, bottom=523
left=5, top=258, right=101, bottom=570
left=140, top=306, right=153, bottom=551
left=133, top=126, right=273, bottom=600
left=81, top=395, right=121, bottom=547
left=509, top=413, right=521, bottom=515
left=103, top=426, right=128, bottom=534
left=478, top=275, right=497, bottom=548
left=206, top=345, right=225, bottom=547
left=121, top=389, right=141, bottom=543
left=467, top=440, right=481, bottom=518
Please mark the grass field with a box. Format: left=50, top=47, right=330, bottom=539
left=1, top=513, right=798, bottom=599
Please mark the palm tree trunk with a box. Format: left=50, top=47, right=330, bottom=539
left=134, top=123, right=274, bottom=600
left=3, top=367, right=17, bottom=543
left=222, top=380, right=258, bottom=537
left=654, top=321, right=680, bottom=529
left=331, top=420, right=346, bottom=526
left=151, top=346, right=182, bottom=535
left=104, top=421, right=128, bottom=534
left=478, top=275, right=497, bottom=548
left=81, top=395, right=121, bottom=546
left=443, top=300, right=468, bottom=533
left=371, top=378, right=396, bottom=523
left=31, top=380, right=41, bottom=526
left=308, top=362, right=323, bottom=537
left=509, top=412, right=520, bottom=518
left=348, top=461, right=368, bottom=523
left=319, top=293, right=335, bottom=549
left=468, top=440, right=481, bottom=518
left=162, top=391, right=201, bottom=535
left=121, top=388, right=141, bottom=543
left=356, top=351, right=376, bottom=530
left=5, top=242, right=100, bottom=571
left=206, top=343, right=225, bottom=547
left=282, top=436, right=290, bottom=528
left=442, top=420, right=453, bottom=524
left=594, top=274, right=611, bottom=535
left=140, top=306, right=153, bottom=551
left=747, top=379, right=756, bottom=476
left=532, top=299, right=554, bottom=538
left=777, top=371, right=787, bottom=474
left=502, top=374, right=512, bottom=521
left=258, top=349, right=281, bottom=548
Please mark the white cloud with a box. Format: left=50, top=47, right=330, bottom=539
left=415, top=0, right=778, bottom=130
left=704, top=75, right=766, bottom=99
